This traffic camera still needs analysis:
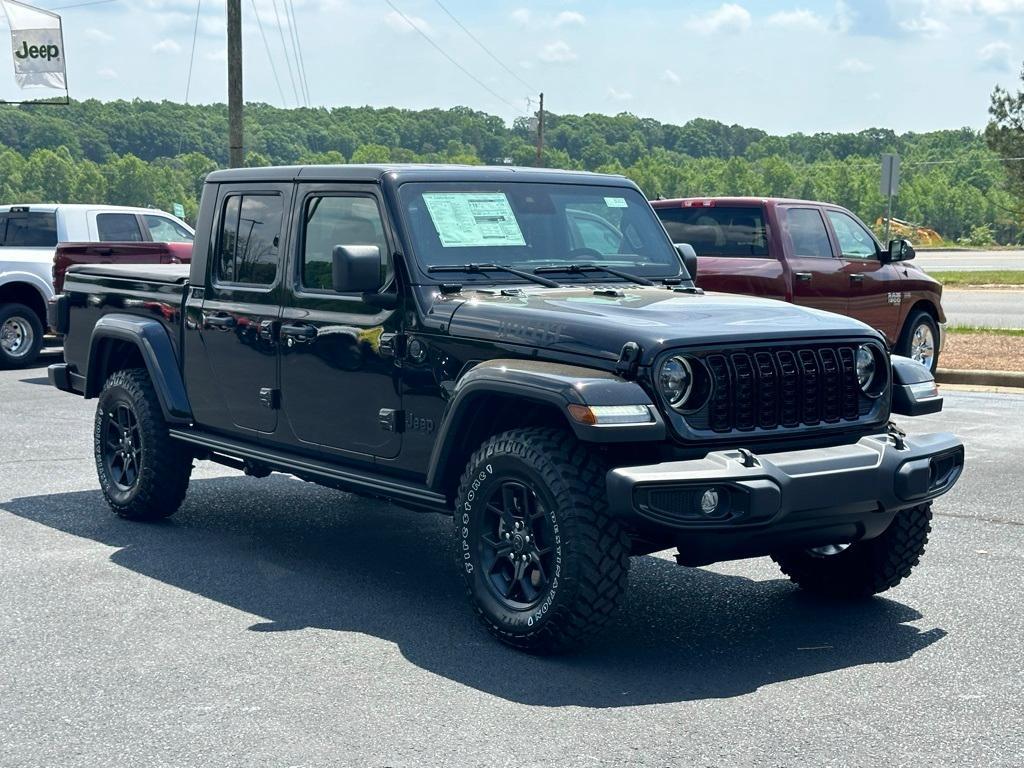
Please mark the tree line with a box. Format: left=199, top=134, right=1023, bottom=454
left=0, top=97, right=1020, bottom=244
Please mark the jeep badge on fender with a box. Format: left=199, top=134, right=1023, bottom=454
left=48, top=164, right=964, bottom=654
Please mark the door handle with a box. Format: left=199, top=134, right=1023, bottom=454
left=205, top=313, right=236, bottom=329
left=794, top=271, right=812, bottom=283
left=280, top=323, right=318, bottom=340
left=849, top=273, right=865, bottom=283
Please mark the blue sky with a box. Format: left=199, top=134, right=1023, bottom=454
left=9, top=0, right=1024, bottom=134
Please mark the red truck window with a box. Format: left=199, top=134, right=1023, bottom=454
left=783, top=208, right=834, bottom=259
left=655, top=206, right=768, bottom=258
left=826, top=210, right=878, bottom=259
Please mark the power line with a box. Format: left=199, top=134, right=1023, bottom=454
left=430, top=0, right=535, bottom=93
left=183, top=0, right=201, bottom=104
left=49, top=0, right=119, bottom=9
left=382, top=0, right=524, bottom=115
left=250, top=0, right=289, bottom=107
left=284, top=0, right=311, bottom=105
left=270, top=0, right=303, bottom=106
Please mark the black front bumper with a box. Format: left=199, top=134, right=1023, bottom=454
left=607, top=431, right=964, bottom=565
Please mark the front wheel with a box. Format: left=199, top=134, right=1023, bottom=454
left=95, top=368, right=193, bottom=520
left=771, top=503, right=933, bottom=597
left=454, top=428, right=630, bottom=653
left=898, top=310, right=939, bottom=373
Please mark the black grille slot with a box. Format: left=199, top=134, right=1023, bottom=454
left=754, top=352, right=779, bottom=429
left=730, top=353, right=756, bottom=430
left=706, top=355, right=732, bottom=432
left=680, top=343, right=876, bottom=435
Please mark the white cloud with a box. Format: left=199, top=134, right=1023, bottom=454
left=96, top=67, right=118, bottom=80
left=152, top=38, right=181, bottom=54
left=900, top=16, right=948, bottom=37
left=383, top=10, right=432, bottom=35
left=686, top=3, right=751, bottom=35
left=510, top=8, right=531, bottom=26
left=839, top=57, right=874, bottom=73
left=979, top=40, right=1013, bottom=69
left=766, top=9, right=826, bottom=29
left=608, top=87, right=633, bottom=101
left=538, top=40, right=577, bottom=63
left=663, top=68, right=681, bottom=85
left=205, top=48, right=228, bottom=62
left=553, top=10, right=586, bottom=27
left=84, top=28, right=113, bottom=43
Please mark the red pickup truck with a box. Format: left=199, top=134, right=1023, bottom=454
left=52, top=241, right=192, bottom=295
left=652, top=197, right=944, bottom=371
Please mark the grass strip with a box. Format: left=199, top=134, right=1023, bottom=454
left=929, top=270, right=1024, bottom=287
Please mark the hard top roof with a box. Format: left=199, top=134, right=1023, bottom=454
left=205, top=163, right=631, bottom=187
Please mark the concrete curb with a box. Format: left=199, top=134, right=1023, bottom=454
left=936, top=368, right=1024, bottom=389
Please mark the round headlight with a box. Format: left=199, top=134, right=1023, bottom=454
left=856, top=345, right=877, bottom=391
left=658, top=356, right=693, bottom=408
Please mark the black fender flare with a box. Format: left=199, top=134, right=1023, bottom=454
left=890, top=354, right=942, bottom=416
left=85, top=314, right=193, bottom=425
left=426, top=359, right=665, bottom=491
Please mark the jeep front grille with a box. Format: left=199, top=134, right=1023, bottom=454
left=684, top=343, right=880, bottom=434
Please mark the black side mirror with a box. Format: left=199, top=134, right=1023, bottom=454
left=675, top=243, right=698, bottom=281
left=332, top=245, right=382, bottom=293
left=885, top=238, right=916, bottom=263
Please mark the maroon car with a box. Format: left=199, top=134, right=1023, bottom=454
left=52, top=241, right=192, bottom=295
left=652, top=197, right=944, bottom=371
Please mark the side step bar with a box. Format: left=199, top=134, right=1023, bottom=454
left=168, top=428, right=450, bottom=514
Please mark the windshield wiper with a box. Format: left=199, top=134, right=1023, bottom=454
left=427, top=263, right=561, bottom=288
left=534, top=263, right=655, bottom=286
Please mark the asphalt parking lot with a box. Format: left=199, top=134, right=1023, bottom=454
left=1, top=355, right=1022, bottom=767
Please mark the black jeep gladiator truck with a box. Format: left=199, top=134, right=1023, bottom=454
left=48, top=165, right=964, bottom=653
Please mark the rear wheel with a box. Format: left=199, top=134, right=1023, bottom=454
left=771, top=503, right=933, bottom=597
left=455, top=428, right=630, bottom=653
left=898, top=310, right=939, bottom=373
left=0, top=303, right=44, bottom=369
left=95, top=368, right=192, bottom=520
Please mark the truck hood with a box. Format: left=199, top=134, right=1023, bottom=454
left=445, top=286, right=879, bottom=362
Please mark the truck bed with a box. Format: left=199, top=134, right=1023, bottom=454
left=66, top=262, right=191, bottom=284
left=53, top=242, right=192, bottom=293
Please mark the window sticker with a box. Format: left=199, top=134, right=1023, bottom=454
left=604, top=196, right=628, bottom=208
left=422, top=192, right=526, bottom=247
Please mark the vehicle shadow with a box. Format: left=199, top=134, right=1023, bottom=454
left=2, top=475, right=945, bottom=707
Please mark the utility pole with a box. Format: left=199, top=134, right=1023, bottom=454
left=227, top=0, right=244, bottom=168
left=534, top=92, right=544, bottom=168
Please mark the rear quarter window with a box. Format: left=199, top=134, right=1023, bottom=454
left=0, top=211, right=58, bottom=247
left=655, top=206, right=769, bottom=258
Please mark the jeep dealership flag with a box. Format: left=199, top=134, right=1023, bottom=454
left=2, top=0, right=65, bottom=90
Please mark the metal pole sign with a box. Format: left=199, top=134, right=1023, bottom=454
left=0, top=0, right=68, bottom=104
left=881, top=153, right=900, bottom=242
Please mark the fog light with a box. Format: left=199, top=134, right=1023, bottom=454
left=700, top=488, right=720, bottom=515
left=567, top=404, right=653, bottom=426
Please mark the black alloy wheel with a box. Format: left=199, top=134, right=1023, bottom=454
left=102, top=402, right=143, bottom=492
left=479, top=479, right=556, bottom=610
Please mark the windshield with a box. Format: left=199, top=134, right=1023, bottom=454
left=398, top=182, right=683, bottom=282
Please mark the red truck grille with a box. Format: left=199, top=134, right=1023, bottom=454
left=693, top=344, right=874, bottom=433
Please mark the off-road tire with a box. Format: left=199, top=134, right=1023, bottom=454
left=0, top=302, right=44, bottom=369
left=897, top=309, right=940, bottom=373
left=95, top=368, right=192, bottom=521
left=771, top=503, right=933, bottom=597
left=454, top=427, right=630, bottom=653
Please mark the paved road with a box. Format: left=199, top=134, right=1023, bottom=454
left=941, top=288, right=1024, bottom=329
left=1, top=356, right=1021, bottom=767
left=916, top=249, right=1024, bottom=272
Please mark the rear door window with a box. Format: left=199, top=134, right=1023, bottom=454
left=96, top=213, right=144, bottom=242
left=655, top=205, right=769, bottom=258
left=783, top=208, right=834, bottom=258
left=0, top=211, right=57, bottom=246
left=216, top=193, right=283, bottom=286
